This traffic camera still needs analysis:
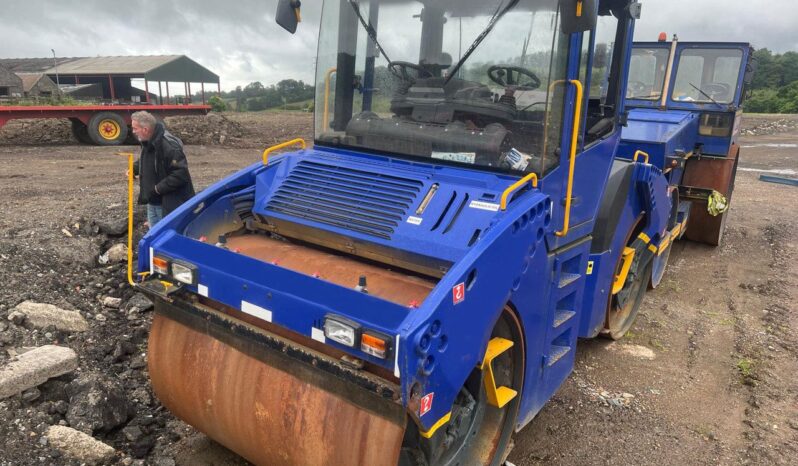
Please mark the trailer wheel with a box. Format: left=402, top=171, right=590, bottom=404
left=70, top=119, right=93, bottom=145
left=400, top=308, right=524, bottom=466
left=87, top=112, right=128, bottom=146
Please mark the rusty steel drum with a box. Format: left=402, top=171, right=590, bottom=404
left=148, top=309, right=407, bottom=466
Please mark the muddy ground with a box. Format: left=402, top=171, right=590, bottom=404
left=0, top=112, right=795, bottom=465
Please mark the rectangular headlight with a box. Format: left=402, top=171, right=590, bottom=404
left=324, top=315, right=360, bottom=347
left=171, top=260, right=198, bottom=285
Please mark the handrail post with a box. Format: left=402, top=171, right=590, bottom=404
left=323, top=68, right=337, bottom=130
left=262, top=138, right=307, bottom=165
left=500, top=173, right=538, bottom=211
left=555, top=79, right=584, bottom=238
left=116, top=152, right=136, bottom=286
left=633, top=150, right=650, bottom=164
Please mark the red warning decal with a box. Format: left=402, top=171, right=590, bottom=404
left=452, top=282, right=465, bottom=305
left=419, top=392, right=434, bottom=416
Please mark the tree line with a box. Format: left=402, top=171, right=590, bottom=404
left=218, top=79, right=315, bottom=112
left=747, top=49, right=798, bottom=113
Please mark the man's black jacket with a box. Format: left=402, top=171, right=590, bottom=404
left=133, top=122, right=195, bottom=215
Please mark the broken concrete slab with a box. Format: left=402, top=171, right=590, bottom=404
left=46, top=425, right=117, bottom=464
left=11, top=301, right=89, bottom=332
left=50, top=236, right=102, bottom=268
left=98, top=243, right=128, bottom=265
left=0, top=345, right=79, bottom=399
left=102, top=297, right=122, bottom=309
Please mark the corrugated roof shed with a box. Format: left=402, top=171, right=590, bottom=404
left=0, top=58, right=79, bottom=73
left=0, top=55, right=219, bottom=83
left=54, top=55, right=181, bottom=74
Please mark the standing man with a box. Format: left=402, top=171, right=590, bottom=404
left=130, top=111, right=195, bottom=228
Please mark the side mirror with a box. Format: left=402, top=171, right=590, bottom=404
left=276, top=0, right=301, bottom=34
left=559, top=0, right=597, bottom=34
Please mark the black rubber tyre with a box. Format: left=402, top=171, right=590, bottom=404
left=602, top=244, right=653, bottom=340
left=87, top=112, right=128, bottom=146
left=123, top=128, right=139, bottom=145
left=399, top=309, right=524, bottom=466
left=70, top=119, right=93, bottom=145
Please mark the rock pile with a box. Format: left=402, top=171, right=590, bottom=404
left=0, top=210, right=184, bottom=464
left=740, top=118, right=798, bottom=136
left=163, top=113, right=246, bottom=146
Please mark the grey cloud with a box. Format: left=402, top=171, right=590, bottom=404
left=0, top=0, right=794, bottom=91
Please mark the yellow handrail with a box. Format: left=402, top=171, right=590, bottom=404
left=262, top=138, right=307, bottom=165
left=117, top=152, right=136, bottom=286
left=323, top=67, right=337, bottom=130
left=500, top=173, right=538, bottom=211
left=555, top=79, right=584, bottom=237
left=633, top=150, right=650, bottom=164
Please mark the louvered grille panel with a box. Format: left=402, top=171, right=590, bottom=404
left=266, top=161, right=423, bottom=239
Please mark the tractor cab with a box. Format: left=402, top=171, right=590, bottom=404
left=618, top=38, right=754, bottom=244
left=624, top=39, right=754, bottom=157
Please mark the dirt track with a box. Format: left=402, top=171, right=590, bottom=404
left=0, top=112, right=796, bottom=465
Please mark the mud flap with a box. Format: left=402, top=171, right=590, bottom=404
left=148, top=299, right=407, bottom=466
left=681, top=144, right=740, bottom=245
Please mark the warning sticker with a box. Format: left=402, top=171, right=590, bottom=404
left=469, top=200, right=500, bottom=212
left=452, top=282, right=465, bottom=305
left=419, top=392, right=434, bottom=416
left=586, top=261, right=594, bottom=275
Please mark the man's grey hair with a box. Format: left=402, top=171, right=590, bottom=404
left=131, top=111, right=158, bottom=129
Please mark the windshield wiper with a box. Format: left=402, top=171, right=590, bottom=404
left=689, top=82, right=723, bottom=108
left=444, top=0, right=520, bottom=86
left=348, top=0, right=392, bottom=64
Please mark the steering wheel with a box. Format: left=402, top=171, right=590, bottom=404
left=703, top=83, right=730, bottom=100
left=487, top=65, right=541, bottom=90
left=389, top=61, right=434, bottom=83
left=626, top=81, right=650, bottom=98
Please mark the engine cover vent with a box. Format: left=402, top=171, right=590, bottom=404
left=266, top=160, right=423, bottom=239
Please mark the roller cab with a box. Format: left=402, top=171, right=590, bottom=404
left=136, top=1, right=652, bottom=464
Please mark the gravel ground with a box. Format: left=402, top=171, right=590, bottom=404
left=0, top=112, right=795, bottom=465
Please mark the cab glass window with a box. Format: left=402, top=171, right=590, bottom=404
left=671, top=48, right=743, bottom=104
left=626, top=47, right=670, bottom=99
left=314, top=0, right=570, bottom=176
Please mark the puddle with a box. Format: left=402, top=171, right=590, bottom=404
left=738, top=167, right=797, bottom=176
left=740, top=143, right=798, bottom=149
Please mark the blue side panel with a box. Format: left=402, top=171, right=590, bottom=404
left=517, top=236, right=591, bottom=427
left=618, top=109, right=699, bottom=168
left=398, top=191, right=551, bottom=431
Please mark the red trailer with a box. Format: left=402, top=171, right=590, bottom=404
left=0, top=104, right=211, bottom=145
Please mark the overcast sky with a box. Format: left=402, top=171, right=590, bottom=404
left=1, top=0, right=795, bottom=91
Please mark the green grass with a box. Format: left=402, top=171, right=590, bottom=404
left=736, top=358, right=754, bottom=378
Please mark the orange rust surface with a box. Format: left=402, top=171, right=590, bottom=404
left=149, top=313, right=405, bottom=466
left=682, top=144, right=739, bottom=245
left=227, top=234, right=434, bottom=306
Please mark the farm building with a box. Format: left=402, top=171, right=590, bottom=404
left=58, top=83, right=104, bottom=100
left=0, top=55, right=220, bottom=104
left=0, top=65, right=23, bottom=97
left=17, top=73, right=59, bottom=98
